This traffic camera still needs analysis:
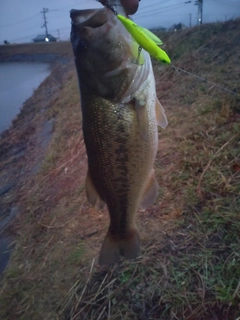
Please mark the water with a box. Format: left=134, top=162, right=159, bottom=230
left=0, top=62, right=51, bottom=133
left=0, top=62, right=51, bottom=276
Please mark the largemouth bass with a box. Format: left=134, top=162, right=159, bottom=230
left=70, top=6, right=167, bottom=265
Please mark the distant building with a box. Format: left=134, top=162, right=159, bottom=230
left=169, top=23, right=188, bottom=32
left=151, top=27, right=167, bottom=33
left=32, top=34, right=57, bottom=42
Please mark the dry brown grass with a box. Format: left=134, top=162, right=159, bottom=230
left=1, top=19, right=240, bottom=320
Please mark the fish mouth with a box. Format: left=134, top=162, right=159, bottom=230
left=70, top=8, right=111, bottom=54
left=70, top=8, right=108, bottom=29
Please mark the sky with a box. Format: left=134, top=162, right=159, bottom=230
left=0, top=0, right=239, bottom=44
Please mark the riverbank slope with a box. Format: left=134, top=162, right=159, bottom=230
left=0, top=20, right=240, bottom=320
left=0, top=41, right=73, bottom=274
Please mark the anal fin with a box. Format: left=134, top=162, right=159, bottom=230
left=140, top=169, right=159, bottom=209
left=156, top=98, right=168, bottom=128
left=85, top=171, right=105, bottom=209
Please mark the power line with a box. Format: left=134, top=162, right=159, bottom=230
left=0, top=14, right=39, bottom=28
left=139, top=0, right=177, bottom=11
left=0, top=1, right=96, bottom=30
left=211, top=0, right=240, bottom=5
left=136, top=2, right=191, bottom=19
left=20, top=23, right=43, bottom=33
left=137, top=2, right=190, bottom=15
left=55, top=0, right=90, bottom=10
left=11, top=33, right=39, bottom=42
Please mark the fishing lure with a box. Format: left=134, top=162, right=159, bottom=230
left=117, top=14, right=171, bottom=64
left=137, top=25, right=163, bottom=46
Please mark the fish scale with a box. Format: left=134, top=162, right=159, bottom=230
left=81, top=83, right=157, bottom=247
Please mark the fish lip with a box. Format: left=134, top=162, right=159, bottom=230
left=70, top=8, right=109, bottom=29
left=70, top=8, right=111, bottom=56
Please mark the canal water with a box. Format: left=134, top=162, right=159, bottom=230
left=0, top=62, right=51, bottom=133
left=0, top=61, right=51, bottom=276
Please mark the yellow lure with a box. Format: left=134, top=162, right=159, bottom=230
left=117, top=14, right=171, bottom=64
left=137, top=26, right=163, bottom=46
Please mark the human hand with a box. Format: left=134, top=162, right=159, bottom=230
left=99, top=0, right=140, bottom=15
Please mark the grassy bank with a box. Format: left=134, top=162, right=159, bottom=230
left=0, top=19, right=240, bottom=320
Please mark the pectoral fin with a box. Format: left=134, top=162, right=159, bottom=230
left=156, top=98, right=168, bottom=128
left=140, top=170, right=159, bottom=209
left=85, top=171, right=105, bottom=209
left=135, top=98, right=148, bottom=139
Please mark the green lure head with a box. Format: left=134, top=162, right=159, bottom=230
left=117, top=14, right=171, bottom=64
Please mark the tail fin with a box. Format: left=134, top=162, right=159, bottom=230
left=121, top=229, right=140, bottom=260
left=98, top=229, right=140, bottom=266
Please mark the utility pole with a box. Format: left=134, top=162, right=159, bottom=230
left=184, top=1, right=192, bottom=27
left=57, top=29, right=60, bottom=41
left=195, top=0, right=203, bottom=25
left=41, top=8, right=49, bottom=38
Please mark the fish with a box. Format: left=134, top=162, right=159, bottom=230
left=70, top=6, right=168, bottom=265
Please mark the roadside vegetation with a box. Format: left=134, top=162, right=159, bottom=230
left=0, top=19, right=240, bottom=320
